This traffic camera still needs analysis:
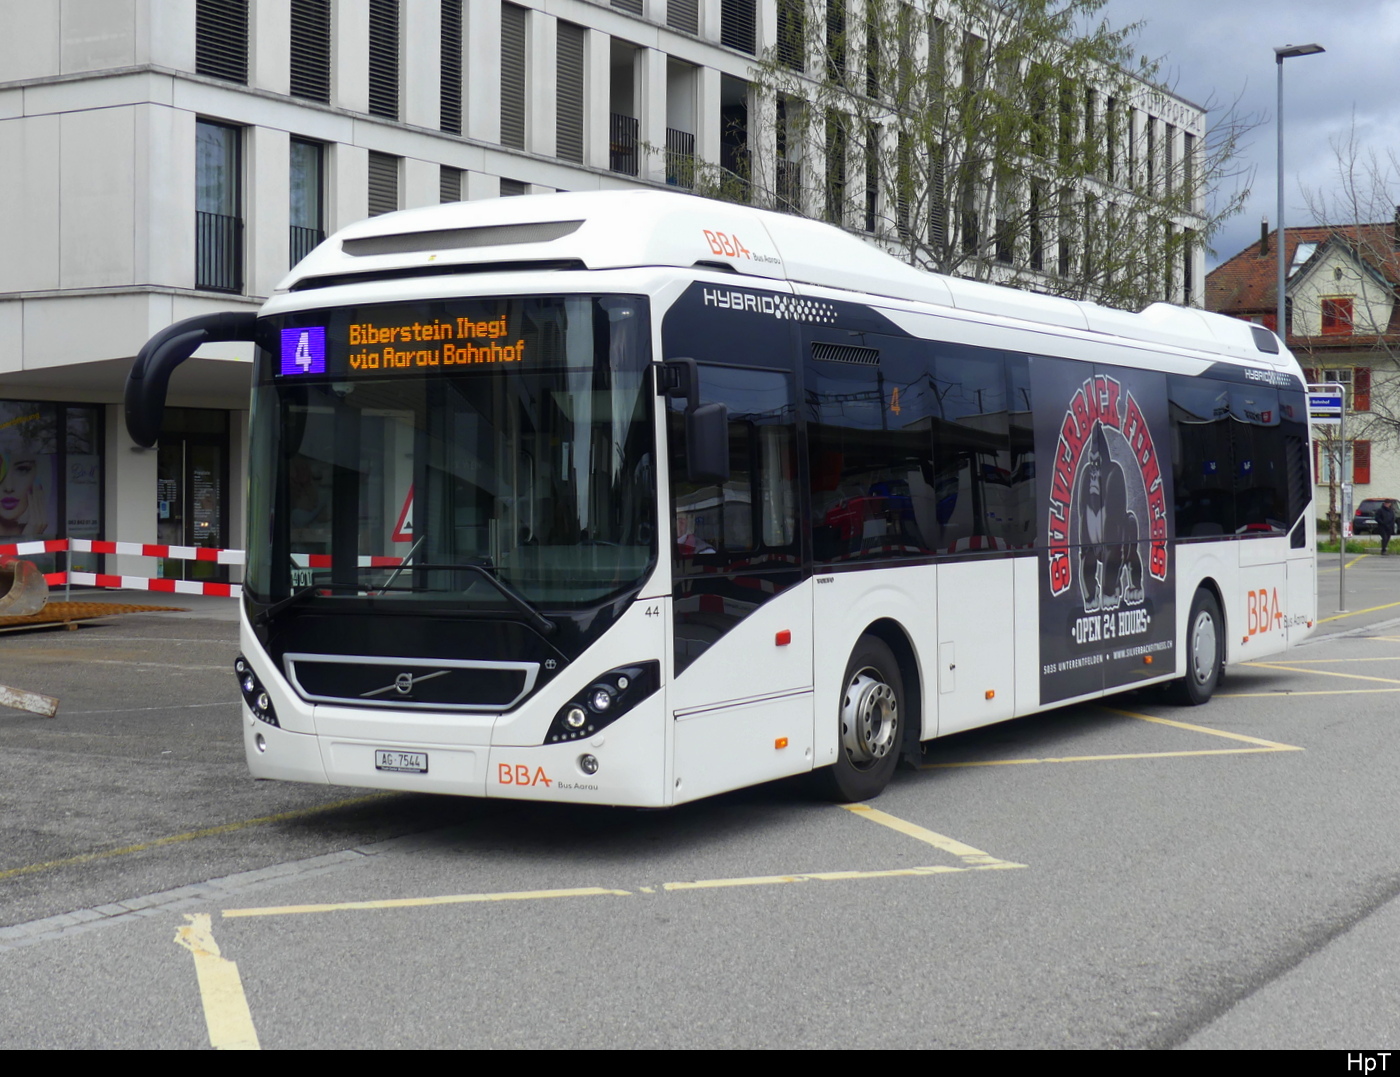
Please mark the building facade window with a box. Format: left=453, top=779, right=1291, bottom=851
left=668, top=0, right=699, bottom=35
left=440, top=165, right=463, bottom=203
left=1321, top=297, right=1354, bottom=335
left=367, top=152, right=400, bottom=216
left=557, top=22, right=585, bottom=164
left=289, top=0, right=331, bottom=103
left=777, top=0, right=805, bottom=72
left=368, top=0, right=400, bottom=120
left=1316, top=439, right=1370, bottom=485
left=195, top=120, right=242, bottom=292
left=721, top=0, right=757, bottom=55
left=196, top=0, right=249, bottom=84
left=441, top=0, right=463, bottom=135
left=501, top=4, right=527, bottom=150
left=289, top=139, right=324, bottom=267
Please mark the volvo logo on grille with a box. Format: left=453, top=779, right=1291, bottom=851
left=361, top=669, right=450, bottom=699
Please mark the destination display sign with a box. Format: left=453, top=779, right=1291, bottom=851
left=279, top=311, right=523, bottom=378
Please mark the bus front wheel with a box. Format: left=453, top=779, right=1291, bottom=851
left=1169, top=589, right=1223, bottom=706
left=814, top=636, right=903, bottom=802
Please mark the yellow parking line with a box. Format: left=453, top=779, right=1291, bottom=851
left=224, top=885, right=632, bottom=918
left=1248, top=656, right=1400, bottom=664
left=663, top=862, right=1023, bottom=891
left=1099, top=707, right=1300, bottom=750
left=839, top=804, right=1024, bottom=867
left=927, top=746, right=1295, bottom=767
left=175, top=914, right=260, bottom=1051
left=920, top=705, right=1301, bottom=769
left=0, top=793, right=398, bottom=882
left=1221, top=688, right=1400, bottom=697
left=1318, top=553, right=1372, bottom=571
left=1244, top=662, right=1400, bottom=687
left=221, top=808, right=1025, bottom=919
left=1318, top=599, right=1400, bottom=623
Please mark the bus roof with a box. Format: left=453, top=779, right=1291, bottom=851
left=280, top=189, right=1287, bottom=367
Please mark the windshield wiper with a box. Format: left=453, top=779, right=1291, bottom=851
left=379, top=532, right=426, bottom=594
left=256, top=581, right=357, bottom=625
left=446, top=562, right=558, bottom=636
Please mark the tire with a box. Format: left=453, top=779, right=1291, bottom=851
left=812, top=636, right=903, bottom=802
left=1168, top=589, right=1223, bottom=706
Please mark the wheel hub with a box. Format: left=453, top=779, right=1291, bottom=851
left=841, top=670, right=898, bottom=765
left=1190, top=610, right=1217, bottom=684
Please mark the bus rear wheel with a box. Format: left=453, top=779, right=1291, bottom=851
left=1169, top=589, right=1222, bottom=706
left=814, top=636, right=903, bottom=802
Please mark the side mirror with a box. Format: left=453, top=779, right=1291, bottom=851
left=125, top=311, right=257, bottom=446
left=661, top=358, right=730, bottom=485
left=686, top=402, right=730, bottom=485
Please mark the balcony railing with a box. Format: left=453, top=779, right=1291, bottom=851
left=610, top=113, right=639, bottom=176
left=289, top=224, right=325, bottom=268
left=196, top=211, right=243, bottom=292
left=666, top=128, right=695, bottom=188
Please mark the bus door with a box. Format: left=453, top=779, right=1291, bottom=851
left=666, top=364, right=810, bottom=802
left=926, top=349, right=1021, bottom=735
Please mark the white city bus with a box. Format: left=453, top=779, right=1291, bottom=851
left=126, top=190, right=1315, bottom=806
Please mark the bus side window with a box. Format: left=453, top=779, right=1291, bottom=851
left=668, top=366, right=797, bottom=570
left=1169, top=376, right=1235, bottom=538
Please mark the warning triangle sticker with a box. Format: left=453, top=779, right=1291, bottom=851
left=392, top=485, right=413, bottom=543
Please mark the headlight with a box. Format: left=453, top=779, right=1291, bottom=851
left=234, top=655, right=280, bottom=728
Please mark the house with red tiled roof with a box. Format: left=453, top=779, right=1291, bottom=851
left=1207, top=219, right=1400, bottom=525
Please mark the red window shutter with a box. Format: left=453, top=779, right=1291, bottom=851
left=1354, top=440, right=1372, bottom=485
left=1302, top=366, right=1319, bottom=384
left=1313, top=441, right=1320, bottom=483
left=1354, top=366, right=1371, bottom=411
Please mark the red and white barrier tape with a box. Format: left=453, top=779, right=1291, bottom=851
left=0, top=538, right=245, bottom=564
left=63, top=572, right=239, bottom=598
left=69, top=539, right=245, bottom=564
left=0, top=538, right=244, bottom=598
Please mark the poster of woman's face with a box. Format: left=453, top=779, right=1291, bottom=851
left=0, top=402, right=59, bottom=540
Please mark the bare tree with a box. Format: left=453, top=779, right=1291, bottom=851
left=692, top=0, right=1255, bottom=311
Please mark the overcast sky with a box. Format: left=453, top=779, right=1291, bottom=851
left=1094, top=0, right=1400, bottom=270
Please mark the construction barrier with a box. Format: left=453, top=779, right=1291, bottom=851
left=0, top=538, right=244, bottom=598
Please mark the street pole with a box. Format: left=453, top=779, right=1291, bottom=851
left=1339, top=400, right=1347, bottom=611
left=1274, top=44, right=1324, bottom=339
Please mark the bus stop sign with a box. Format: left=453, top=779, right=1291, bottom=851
left=1309, top=393, right=1343, bottom=424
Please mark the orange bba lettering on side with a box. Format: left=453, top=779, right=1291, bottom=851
left=702, top=229, right=752, bottom=259
left=497, top=763, right=552, bottom=787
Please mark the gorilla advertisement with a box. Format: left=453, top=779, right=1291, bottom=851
left=1032, top=357, right=1175, bottom=704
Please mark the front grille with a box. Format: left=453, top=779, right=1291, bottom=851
left=285, top=653, right=539, bottom=711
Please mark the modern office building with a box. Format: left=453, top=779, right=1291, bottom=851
left=0, top=0, right=1205, bottom=579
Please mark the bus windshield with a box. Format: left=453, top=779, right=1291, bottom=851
left=245, top=294, right=655, bottom=617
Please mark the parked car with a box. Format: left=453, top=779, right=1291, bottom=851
left=1354, top=498, right=1400, bottom=534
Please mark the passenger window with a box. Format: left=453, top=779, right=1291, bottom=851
left=668, top=366, right=797, bottom=571
left=807, top=335, right=1013, bottom=560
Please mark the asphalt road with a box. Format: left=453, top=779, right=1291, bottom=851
left=1, top=558, right=1398, bottom=1049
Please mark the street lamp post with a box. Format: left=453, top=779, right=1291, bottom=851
left=1274, top=43, right=1325, bottom=339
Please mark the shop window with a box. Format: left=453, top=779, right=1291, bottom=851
left=0, top=401, right=104, bottom=573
